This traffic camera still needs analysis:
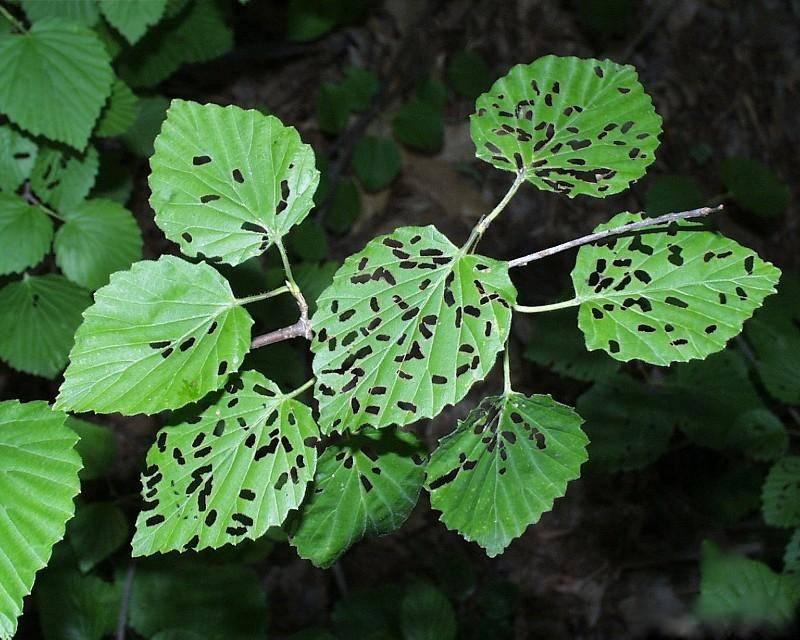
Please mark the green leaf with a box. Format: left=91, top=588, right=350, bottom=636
left=470, top=55, right=661, bottom=198
left=352, top=135, right=402, bottom=192
left=290, top=427, right=426, bottom=568
left=36, top=570, right=120, bottom=640
left=286, top=0, right=348, bottom=42
left=342, top=66, right=378, bottom=111
left=721, top=157, right=790, bottom=217
left=0, top=18, right=113, bottom=150
left=311, top=225, right=516, bottom=433
left=67, top=503, right=129, bottom=572
left=90, top=149, right=134, bottom=204
left=696, top=540, right=800, bottom=629
left=288, top=217, right=329, bottom=262
left=426, top=393, right=587, bottom=557
left=324, top=176, right=362, bottom=234
left=132, top=371, right=319, bottom=555
left=728, top=409, right=788, bottom=462
left=785, top=529, right=800, bottom=575
left=644, top=174, right=704, bottom=217
left=0, top=192, right=53, bottom=275
left=30, top=145, right=99, bottom=211
left=572, top=211, right=781, bottom=365
left=99, top=0, right=167, bottom=44
left=0, top=400, right=82, bottom=640
left=120, top=95, right=169, bottom=158
left=447, top=50, right=492, bottom=100
left=149, top=100, right=320, bottom=266
left=317, top=81, right=351, bottom=135
left=95, top=78, right=138, bottom=137
left=0, top=275, right=91, bottom=378
left=393, top=98, right=444, bottom=154
left=21, top=0, right=99, bottom=25
left=55, top=256, right=253, bottom=415
left=0, top=124, right=37, bottom=192
left=332, top=584, right=404, bottom=639
left=401, top=582, right=457, bottom=640
left=763, top=456, right=800, bottom=528
left=54, top=198, right=143, bottom=290
left=66, top=417, right=117, bottom=481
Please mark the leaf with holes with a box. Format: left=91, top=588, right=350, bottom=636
left=311, top=225, right=516, bottom=434
left=55, top=256, right=253, bottom=415
left=0, top=125, right=37, bottom=192
left=0, top=400, right=83, bottom=640
left=0, top=192, right=53, bottom=276
left=132, top=371, right=318, bottom=555
left=572, top=211, right=780, bottom=365
left=149, top=100, right=319, bottom=266
left=763, top=456, right=800, bottom=528
left=290, top=427, right=426, bottom=568
left=0, top=275, right=90, bottom=379
left=426, top=393, right=587, bottom=557
left=30, top=145, right=99, bottom=212
left=470, top=55, right=661, bottom=198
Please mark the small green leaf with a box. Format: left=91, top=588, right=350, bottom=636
left=66, top=417, right=117, bottom=481
left=447, top=50, right=492, bottom=100
left=572, top=211, right=781, bottom=365
left=401, top=582, right=456, bottom=640
left=317, top=81, right=351, bottom=135
left=54, top=198, right=143, bottom=290
left=785, top=529, right=800, bottom=575
left=0, top=18, right=113, bottom=150
left=36, top=570, right=120, bottom=640
left=149, top=100, right=320, bottom=266
left=341, top=66, right=378, bottom=111
left=0, top=192, right=53, bottom=275
left=393, top=98, right=444, bottom=154
left=132, top=371, right=319, bottom=556
left=290, top=427, right=426, bottom=568
left=644, top=174, right=704, bottom=217
left=0, top=275, right=91, bottom=378
left=323, top=177, right=362, bottom=234
left=763, top=456, right=800, bottom=528
left=721, top=157, right=790, bottom=217
left=56, top=256, right=253, bottom=415
left=67, top=503, right=129, bottom=573
left=0, top=400, right=83, bottom=640
left=352, top=135, right=402, bottom=192
left=120, top=95, right=169, bottom=158
left=0, top=125, right=37, bottom=192
left=311, top=226, right=516, bottom=433
left=20, top=0, right=100, bottom=26
left=95, top=78, right=138, bottom=137
left=471, top=55, right=661, bottom=198
left=287, top=217, right=329, bottom=262
left=99, top=0, right=167, bottom=44
left=427, top=393, right=587, bottom=557
left=30, top=145, right=99, bottom=211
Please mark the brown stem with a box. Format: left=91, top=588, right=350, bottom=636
left=250, top=286, right=311, bottom=349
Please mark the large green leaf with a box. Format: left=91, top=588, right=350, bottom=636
left=0, top=401, right=83, bottom=640
left=763, top=456, right=800, bottom=528
left=311, top=225, right=516, bottom=433
left=54, top=198, right=143, bottom=290
left=149, top=100, right=319, bottom=266
left=290, top=427, right=426, bottom=568
left=0, top=192, right=53, bottom=275
left=99, top=0, right=167, bottom=44
left=95, top=78, right=138, bottom=137
left=20, top=0, right=100, bottom=26
left=55, top=256, right=253, bottom=415
left=30, top=145, right=99, bottom=211
left=0, top=125, right=37, bottom=192
left=426, top=393, right=587, bottom=557
left=0, top=18, right=113, bottom=150
left=0, top=275, right=90, bottom=378
left=132, top=371, right=318, bottom=555
left=36, top=570, right=120, bottom=640
left=470, top=55, right=661, bottom=198
left=572, top=211, right=780, bottom=365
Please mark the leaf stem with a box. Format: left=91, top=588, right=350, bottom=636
left=462, top=170, right=526, bottom=253
left=286, top=377, right=315, bottom=399
left=503, top=345, right=512, bottom=394
left=514, top=299, right=581, bottom=313
left=507, top=205, right=724, bottom=269
left=236, top=285, right=289, bottom=306
left=22, top=182, right=65, bottom=222
left=0, top=4, right=25, bottom=32
left=276, top=239, right=297, bottom=289
left=115, top=563, right=135, bottom=640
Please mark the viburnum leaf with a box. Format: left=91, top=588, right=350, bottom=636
left=55, top=256, right=253, bottom=415
left=572, top=211, right=781, bottom=365
left=470, top=55, right=661, bottom=198
left=0, top=275, right=90, bottom=379
left=311, top=225, right=516, bottom=434
left=0, top=192, right=53, bottom=276
left=0, top=400, right=83, bottom=640
left=30, top=145, right=99, bottom=211
left=290, top=427, right=426, bottom=568
left=0, top=125, right=37, bottom=192
left=54, top=198, right=143, bottom=290
left=0, top=18, right=113, bottom=150
left=763, top=456, right=800, bottom=528
left=95, top=78, right=139, bottom=137
left=20, top=0, right=100, bottom=26
left=99, top=0, right=168, bottom=44
left=426, top=393, right=587, bottom=557
left=149, top=100, right=319, bottom=266
left=132, top=371, right=319, bottom=555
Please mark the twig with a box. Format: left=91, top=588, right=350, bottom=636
left=250, top=284, right=311, bottom=349
left=116, top=563, right=136, bottom=640
left=0, top=4, right=25, bottom=32
left=508, top=205, right=724, bottom=269
left=463, top=171, right=525, bottom=253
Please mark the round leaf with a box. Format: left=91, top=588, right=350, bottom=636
left=0, top=192, right=53, bottom=275
left=447, top=50, right=492, bottom=100
left=352, top=135, right=401, bottom=192
left=401, top=582, right=456, bottom=640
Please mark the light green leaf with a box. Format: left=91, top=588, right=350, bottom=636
left=471, top=55, right=661, bottom=198
left=0, top=275, right=91, bottom=378
left=696, top=540, right=800, bottom=629
left=54, top=198, right=143, bottom=290
left=36, top=570, right=120, bottom=640
left=763, top=456, right=800, bottom=528
left=120, top=95, right=169, bottom=158
left=401, top=582, right=456, bottom=640
left=67, top=503, right=129, bottom=572
left=95, top=78, right=139, bottom=137
left=0, top=192, right=53, bottom=275
left=311, top=225, right=516, bottom=433
left=785, top=529, right=800, bottom=574
left=99, top=0, right=167, bottom=44
left=132, top=371, right=318, bottom=556
left=290, top=427, right=426, bottom=568
left=447, top=50, right=492, bottom=100
left=352, top=135, right=402, bottom=192
left=0, top=18, right=113, bottom=150
left=55, top=256, right=253, bottom=415
left=721, top=157, right=790, bottom=218
left=149, top=100, right=320, bottom=266
left=427, top=393, right=587, bottom=557
left=0, top=400, right=83, bottom=640
left=30, top=145, right=99, bottom=211
left=66, top=417, right=117, bottom=481
left=21, top=0, right=100, bottom=26
left=644, top=174, right=704, bottom=217
left=572, top=211, right=780, bottom=365
left=0, top=125, right=37, bottom=192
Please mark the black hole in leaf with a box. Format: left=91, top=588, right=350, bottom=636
left=193, top=155, right=212, bottom=165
